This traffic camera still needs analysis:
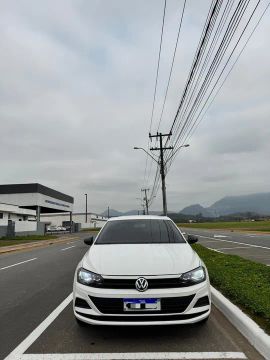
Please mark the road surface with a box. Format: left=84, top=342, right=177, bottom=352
left=181, top=227, right=270, bottom=265
left=0, top=232, right=263, bottom=360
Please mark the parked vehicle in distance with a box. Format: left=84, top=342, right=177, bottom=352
left=47, top=225, right=66, bottom=232
left=73, top=215, right=211, bottom=326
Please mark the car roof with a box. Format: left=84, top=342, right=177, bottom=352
left=107, top=215, right=171, bottom=222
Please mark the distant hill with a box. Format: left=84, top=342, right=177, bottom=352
left=179, top=192, right=270, bottom=217
left=180, top=204, right=215, bottom=218
left=100, top=209, right=162, bottom=217
left=100, top=209, right=123, bottom=217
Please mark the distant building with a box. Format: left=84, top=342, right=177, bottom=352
left=0, top=183, right=74, bottom=237
left=41, top=212, right=107, bottom=229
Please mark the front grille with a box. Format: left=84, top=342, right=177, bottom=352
left=75, top=297, right=91, bottom=309
left=194, top=296, right=210, bottom=308
left=76, top=310, right=208, bottom=322
left=89, top=295, right=195, bottom=314
left=98, top=277, right=188, bottom=289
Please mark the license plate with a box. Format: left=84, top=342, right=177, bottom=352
left=123, top=298, right=161, bottom=311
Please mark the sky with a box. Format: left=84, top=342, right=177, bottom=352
left=0, top=0, right=270, bottom=213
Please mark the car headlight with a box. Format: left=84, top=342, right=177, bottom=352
left=77, top=268, right=103, bottom=286
left=180, top=266, right=206, bottom=285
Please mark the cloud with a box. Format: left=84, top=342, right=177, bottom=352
left=0, top=0, right=269, bottom=213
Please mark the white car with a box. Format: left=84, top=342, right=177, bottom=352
left=73, top=215, right=211, bottom=326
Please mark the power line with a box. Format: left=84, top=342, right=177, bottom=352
left=156, top=0, right=187, bottom=132
left=149, top=0, right=167, bottom=134
left=142, top=0, right=167, bottom=189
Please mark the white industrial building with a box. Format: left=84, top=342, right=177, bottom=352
left=41, top=212, right=107, bottom=229
left=0, top=183, right=74, bottom=237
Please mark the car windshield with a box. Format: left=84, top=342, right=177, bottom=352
left=95, top=219, right=186, bottom=244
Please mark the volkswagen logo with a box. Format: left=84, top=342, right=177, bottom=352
left=135, top=277, right=148, bottom=292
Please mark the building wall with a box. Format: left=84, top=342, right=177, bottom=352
left=41, top=213, right=107, bottom=228
left=0, top=192, right=73, bottom=213
left=15, top=221, right=37, bottom=233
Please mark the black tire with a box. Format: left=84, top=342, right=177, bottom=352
left=75, top=317, right=87, bottom=327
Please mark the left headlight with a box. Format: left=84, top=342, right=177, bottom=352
left=179, top=266, right=206, bottom=285
left=77, top=268, right=103, bottom=287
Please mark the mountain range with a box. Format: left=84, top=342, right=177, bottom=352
left=100, top=192, right=270, bottom=218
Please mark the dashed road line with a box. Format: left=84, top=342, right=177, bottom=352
left=207, top=247, right=223, bottom=253
left=61, top=246, right=76, bottom=251
left=215, top=246, right=251, bottom=251
left=14, top=352, right=247, bottom=359
left=198, top=235, right=270, bottom=250
left=0, top=258, right=37, bottom=271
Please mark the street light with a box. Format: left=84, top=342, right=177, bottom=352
left=134, top=144, right=190, bottom=215
left=133, top=147, right=159, bottom=164
left=85, top=194, right=88, bottom=223
left=165, top=144, right=190, bottom=163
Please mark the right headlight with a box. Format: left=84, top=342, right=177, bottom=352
left=179, top=266, right=206, bottom=285
left=77, top=268, right=103, bottom=287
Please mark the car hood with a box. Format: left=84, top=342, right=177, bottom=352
left=82, top=243, right=200, bottom=276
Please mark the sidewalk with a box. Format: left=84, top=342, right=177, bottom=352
left=0, top=235, right=79, bottom=255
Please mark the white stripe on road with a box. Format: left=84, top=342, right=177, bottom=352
left=198, top=235, right=270, bottom=250
left=61, top=246, right=76, bottom=251
left=215, top=246, right=251, bottom=251
left=0, top=258, right=37, bottom=271
left=4, top=293, right=73, bottom=360
left=207, top=247, right=223, bottom=253
left=13, top=352, right=247, bottom=359
left=214, top=235, right=229, bottom=238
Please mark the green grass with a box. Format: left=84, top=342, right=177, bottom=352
left=193, top=244, right=270, bottom=334
left=0, top=235, right=57, bottom=247
left=178, top=220, right=270, bottom=232
left=80, top=228, right=101, bottom=232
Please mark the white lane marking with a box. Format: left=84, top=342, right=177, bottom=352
left=216, top=246, right=250, bottom=251
left=61, top=245, right=76, bottom=251
left=4, top=293, right=73, bottom=360
left=0, top=258, right=37, bottom=271
left=214, top=235, right=229, bottom=238
left=207, top=247, right=223, bottom=253
left=66, top=241, right=75, bottom=244
left=15, top=352, right=247, bottom=359
left=198, top=236, right=270, bottom=250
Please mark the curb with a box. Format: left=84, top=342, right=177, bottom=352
left=0, top=236, right=79, bottom=255
left=211, top=286, right=270, bottom=360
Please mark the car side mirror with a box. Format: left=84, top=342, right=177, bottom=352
left=84, top=236, right=94, bottom=246
left=187, top=235, right=198, bottom=244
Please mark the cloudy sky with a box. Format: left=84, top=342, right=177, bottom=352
left=1, top=0, right=269, bottom=213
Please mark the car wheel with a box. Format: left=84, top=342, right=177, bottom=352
left=75, top=317, right=87, bottom=327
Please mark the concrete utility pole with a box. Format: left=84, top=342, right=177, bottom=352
left=85, top=194, right=88, bottom=223
left=141, top=188, right=150, bottom=215
left=107, top=206, right=110, bottom=219
left=149, top=132, right=173, bottom=216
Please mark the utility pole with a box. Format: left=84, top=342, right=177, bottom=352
left=107, top=206, right=110, bottom=219
left=141, top=188, right=150, bottom=215
left=149, top=132, right=173, bottom=216
left=85, top=193, right=88, bottom=223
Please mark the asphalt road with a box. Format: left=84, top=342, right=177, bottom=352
left=0, top=232, right=263, bottom=360
left=180, top=228, right=270, bottom=265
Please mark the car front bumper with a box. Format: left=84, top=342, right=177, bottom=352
left=73, top=280, right=211, bottom=326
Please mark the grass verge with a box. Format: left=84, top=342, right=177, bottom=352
left=0, top=235, right=57, bottom=247
left=178, top=220, right=270, bottom=232
left=80, top=228, right=101, bottom=232
left=193, top=243, right=270, bottom=334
